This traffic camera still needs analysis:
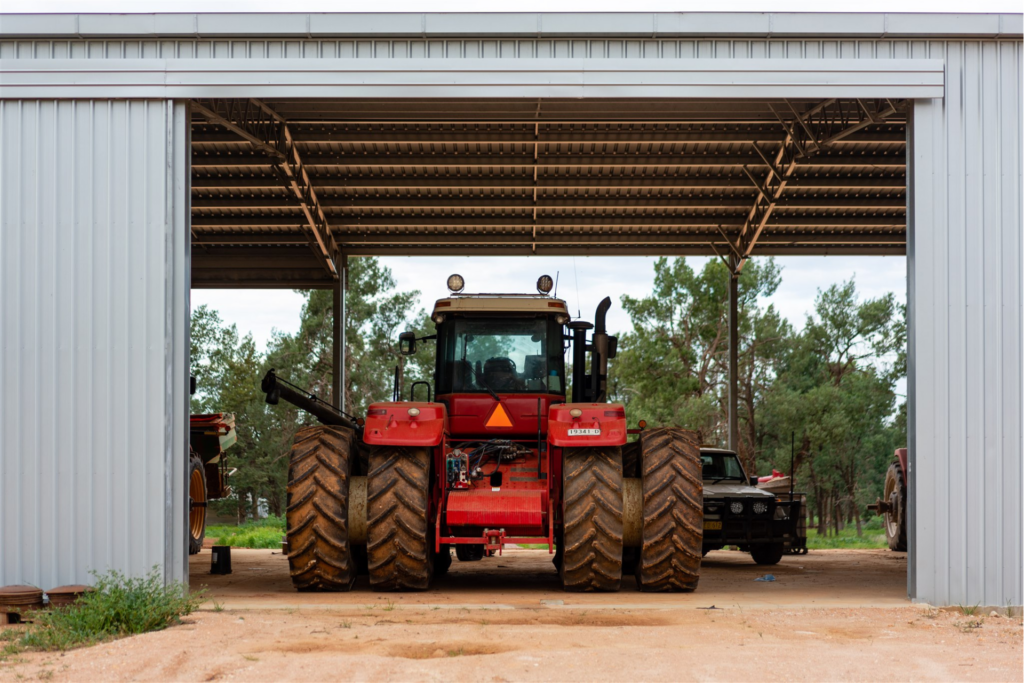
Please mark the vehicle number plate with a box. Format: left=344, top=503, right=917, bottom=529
left=703, top=521, right=723, bottom=530
left=568, top=428, right=601, bottom=436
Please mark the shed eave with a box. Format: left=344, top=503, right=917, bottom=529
left=0, top=12, right=1020, bottom=40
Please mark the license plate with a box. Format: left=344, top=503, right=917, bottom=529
left=568, top=428, right=601, bottom=436
left=703, top=521, right=722, bottom=530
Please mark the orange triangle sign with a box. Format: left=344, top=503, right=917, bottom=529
left=485, top=403, right=514, bottom=428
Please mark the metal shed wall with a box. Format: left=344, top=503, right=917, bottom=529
left=909, top=40, right=1023, bottom=608
left=0, top=99, right=190, bottom=588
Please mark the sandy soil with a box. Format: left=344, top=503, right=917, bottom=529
left=2, top=549, right=1021, bottom=682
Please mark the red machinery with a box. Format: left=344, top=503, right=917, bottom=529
left=187, top=412, right=236, bottom=554
left=263, top=275, right=703, bottom=592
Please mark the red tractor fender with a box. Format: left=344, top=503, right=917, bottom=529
left=547, top=403, right=628, bottom=448
left=362, top=402, right=447, bottom=447
left=895, top=447, right=908, bottom=485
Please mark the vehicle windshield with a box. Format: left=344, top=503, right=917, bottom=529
left=701, top=452, right=746, bottom=481
left=435, top=316, right=566, bottom=395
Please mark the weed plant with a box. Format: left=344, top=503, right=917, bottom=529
left=1, top=568, right=203, bottom=657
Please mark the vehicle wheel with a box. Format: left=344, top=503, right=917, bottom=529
left=455, top=544, right=485, bottom=562
left=883, top=461, right=908, bottom=552
left=635, top=428, right=702, bottom=592
left=750, top=543, right=784, bottom=565
left=435, top=545, right=453, bottom=576
left=367, top=446, right=433, bottom=591
left=561, top=446, right=623, bottom=592
left=188, top=452, right=207, bottom=555
left=286, top=426, right=357, bottom=591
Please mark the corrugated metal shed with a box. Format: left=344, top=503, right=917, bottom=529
left=909, top=40, right=1023, bottom=608
left=0, top=13, right=1020, bottom=606
left=0, top=100, right=191, bottom=588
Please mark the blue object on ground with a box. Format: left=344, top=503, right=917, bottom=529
left=754, top=574, right=776, bottom=582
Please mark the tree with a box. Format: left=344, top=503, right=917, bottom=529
left=760, top=279, right=903, bottom=535
left=611, top=256, right=789, bottom=474
left=190, top=256, right=427, bottom=522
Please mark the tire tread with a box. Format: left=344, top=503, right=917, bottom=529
left=562, top=447, right=623, bottom=592
left=285, top=426, right=356, bottom=592
left=366, top=446, right=432, bottom=591
left=636, top=428, right=702, bottom=592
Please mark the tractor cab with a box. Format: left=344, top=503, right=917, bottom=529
left=425, top=276, right=570, bottom=439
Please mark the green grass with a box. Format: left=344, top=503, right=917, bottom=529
left=806, top=516, right=887, bottom=549
left=1, top=568, right=203, bottom=658
left=206, top=515, right=286, bottom=549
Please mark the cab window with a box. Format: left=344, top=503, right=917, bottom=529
left=701, top=452, right=746, bottom=481
left=436, top=316, right=565, bottom=395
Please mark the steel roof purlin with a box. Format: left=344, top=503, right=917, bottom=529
left=185, top=95, right=907, bottom=288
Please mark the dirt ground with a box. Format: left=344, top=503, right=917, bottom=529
left=2, top=548, right=1021, bottom=682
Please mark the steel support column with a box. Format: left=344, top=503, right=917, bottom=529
left=728, top=256, right=740, bottom=453
left=332, top=258, right=347, bottom=412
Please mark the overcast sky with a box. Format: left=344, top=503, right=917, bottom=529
left=192, top=256, right=907, bottom=351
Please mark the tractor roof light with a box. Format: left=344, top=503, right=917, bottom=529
left=447, top=274, right=465, bottom=293
left=537, top=274, right=554, bottom=295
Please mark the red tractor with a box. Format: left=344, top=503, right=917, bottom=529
left=262, top=275, right=703, bottom=592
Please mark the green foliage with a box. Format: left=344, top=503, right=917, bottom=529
left=805, top=526, right=886, bottom=549
left=613, top=257, right=906, bottom=532
left=207, top=515, right=286, bottom=549
left=191, top=257, right=427, bottom=522
left=6, top=569, right=202, bottom=655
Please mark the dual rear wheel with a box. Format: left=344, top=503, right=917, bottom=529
left=284, top=425, right=703, bottom=593
left=560, top=428, right=703, bottom=592
left=285, top=428, right=436, bottom=592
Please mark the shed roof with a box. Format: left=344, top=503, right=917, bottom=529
left=189, top=96, right=908, bottom=288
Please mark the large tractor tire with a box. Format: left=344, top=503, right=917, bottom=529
left=635, top=428, right=702, bottom=592
left=883, top=461, right=908, bottom=552
left=367, top=446, right=433, bottom=591
left=561, top=446, right=624, bottom=592
left=286, top=425, right=358, bottom=592
left=188, top=452, right=207, bottom=555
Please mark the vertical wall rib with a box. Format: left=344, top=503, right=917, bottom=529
left=0, top=99, right=190, bottom=588
left=909, top=40, right=1023, bottom=607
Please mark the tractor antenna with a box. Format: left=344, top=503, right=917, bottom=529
left=572, top=256, right=581, bottom=318
left=553, top=271, right=560, bottom=299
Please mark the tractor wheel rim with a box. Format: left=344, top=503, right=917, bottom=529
left=883, top=471, right=899, bottom=537
left=189, top=467, right=206, bottom=540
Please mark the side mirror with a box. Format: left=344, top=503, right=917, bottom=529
left=607, top=335, right=618, bottom=359
left=750, top=476, right=759, bottom=486
left=189, top=375, right=197, bottom=396
left=398, top=331, right=417, bottom=356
